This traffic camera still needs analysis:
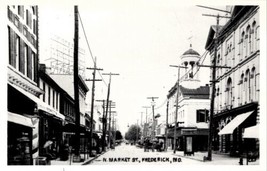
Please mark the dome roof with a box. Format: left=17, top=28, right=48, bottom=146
left=182, top=44, right=200, bottom=56
left=183, top=49, right=200, bottom=56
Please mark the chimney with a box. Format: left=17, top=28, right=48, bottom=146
left=39, top=64, right=46, bottom=72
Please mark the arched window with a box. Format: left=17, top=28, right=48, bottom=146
left=217, top=54, right=220, bottom=78
left=245, top=69, right=251, bottom=103
left=240, top=31, right=245, bottom=60
left=228, top=44, right=233, bottom=67
left=216, top=87, right=220, bottom=111
left=247, top=25, right=251, bottom=55
left=256, top=26, right=260, bottom=51
left=252, top=21, right=256, bottom=52
left=251, top=67, right=256, bottom=101
left=226, top=78, right=233, bottom=107
left=240, top=73, right=244, bottom=105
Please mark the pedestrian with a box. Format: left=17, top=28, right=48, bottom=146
left=144, top=138, right=148, bottom=152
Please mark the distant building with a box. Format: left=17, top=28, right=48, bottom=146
left=167, top=45, right=210, bottom=152
left=49, top=74, right=89, bottom=141
left=40, top=34, right=86, bottom=78
left=205, top=6, right=260, bottom=157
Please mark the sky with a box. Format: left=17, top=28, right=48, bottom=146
left=38, top=0, right=232, bottom=135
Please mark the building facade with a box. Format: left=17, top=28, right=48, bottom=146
left=49, top=74, right=90, bottom=151
left=205, top=6, right=260, bottom=156
left=7, top=5, right=42, bottom=165
left=38, top=64, right=66, bottom=159
left=167, top=46, right=210, bottom=153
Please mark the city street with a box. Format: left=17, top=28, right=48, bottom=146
left=89, top=143, right=202, bottom=165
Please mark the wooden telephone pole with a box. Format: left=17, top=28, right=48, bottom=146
left=165, top=100, right=169, bottom=151
left=142, top=106, right=150, bottom=138
left=73, top=6, right=81, bottom=161
left=86, top=57, right=103, bottom=156
left=96, top=100, right=106, bottom=152
left=147, top=97, right=158, bottom=140
left=197, top=5, right=231, bottom=161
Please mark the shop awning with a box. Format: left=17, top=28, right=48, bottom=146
left=8, top=112, right=34, bottom=128
left=243, top=124, right=259, bottom=139
left=218, top=111, right=253, bottom=135
left=9, top=83, right=65, bottom=121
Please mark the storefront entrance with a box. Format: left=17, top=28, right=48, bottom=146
left=8, top=122, right=33, bottom=165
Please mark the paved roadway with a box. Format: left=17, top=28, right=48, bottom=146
left=89, top=143, right=202, bottom=165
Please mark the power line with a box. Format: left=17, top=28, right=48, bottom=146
left=78, top=11, right=108, bottom=87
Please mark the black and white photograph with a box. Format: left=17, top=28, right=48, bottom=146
left=1, top=0, right=266, bottom=171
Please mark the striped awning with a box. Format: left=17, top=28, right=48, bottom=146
left=9, top=82, right=65, bottom=121
left=243, top=124, right=259, bottom=139
left=8, top=112, right=34, bottom=128
left=218, top=111, right=253, bottom=135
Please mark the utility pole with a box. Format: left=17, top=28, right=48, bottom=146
left=102, top=72, right=119, bottom=148
left=140, top=112, right=143, bottom=140
left=96, top=100, right=106, bottom=152
left=170, top=65, right=187, bottom=154
left=197, top=5, right=231, bottom=161
left=136, top=119, right=139, bottom=143
left=147, top=97, right=158, bottom=140
left=101, top=100, right=114, bottom=151
left=73, top=6, right=81, bottom=162
left=165, top=100, right=169, bottom=151
left=142, top=106, right=150, bottom=138
left=86, top=57, right=103, bottom=156
left=113, top=116, right=117, bottom=148
left=109, top=110, right=116, bottom=148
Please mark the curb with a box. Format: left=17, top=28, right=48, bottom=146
left=172, top=153, right=204, bottom=162
left=82, top=150, right=108, bottom=165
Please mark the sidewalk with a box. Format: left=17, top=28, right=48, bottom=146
left=167, top=150, right=259, bottom=165
left=50, top=151, right=106, bottom=165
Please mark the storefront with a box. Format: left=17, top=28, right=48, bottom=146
left=8, top=82, right=65, bottom=164
left=8, top=112, right=34, bottom=165
left=8, top=83, right=40, bottom=165
left=167, top=127, right=209, bottom=153
left=214, top=102, right=258, bottom=156
left=38, top=110, right=65, bottom=159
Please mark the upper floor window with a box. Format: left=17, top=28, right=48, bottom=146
left=240, top=31, right=245, bottom=60
left=251, top=67, right=256, bottom=101
left=18, top=6, right=24, bottom=19
left=252, top=21, right=257, bottom=52
left=42, top=82, right=46, bottom=102
left=245, top=69, right=251, bottom=103
left=246, top=25, right=251, bottom=55
left=226, top=77, right=233, bottom=107
left=24, top=44, right=28, bottom=76
left=15, top=36, right=19, bottom=69
left=48, top=86, right=51, bottom=105
left=196, top=109, right=209, bottom=123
